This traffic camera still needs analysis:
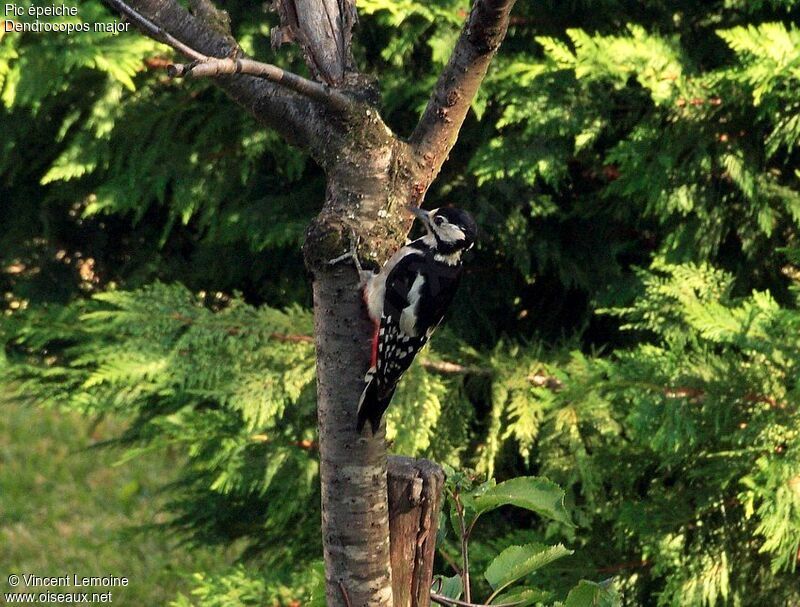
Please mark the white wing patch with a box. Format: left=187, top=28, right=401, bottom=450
left=376, top=318, right=420, bottom=377
left=399, top=273, right=425, bottom=337
left=364, top=246, right=424, bottom=323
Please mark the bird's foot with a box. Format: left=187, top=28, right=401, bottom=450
left=328, top=230, right=373, bottom=287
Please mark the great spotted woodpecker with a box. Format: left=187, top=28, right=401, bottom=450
left=333, top=206, right=477, bottom=434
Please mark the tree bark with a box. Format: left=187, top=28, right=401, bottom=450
left=307, top=140, right=411, bottom=606
left=109, top=1, right=518, bottom=604
left=121, top=0, right=339, bottom=155
left=272, top=0, right=357, bottom=85
left=313, top=265, right=393, bottom=607
left=411, top=0, right=517, bottom=194
left=388, top=457, right=446, bottom=607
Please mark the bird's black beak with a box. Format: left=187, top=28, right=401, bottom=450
left=408, top=206, right=434, bottom=234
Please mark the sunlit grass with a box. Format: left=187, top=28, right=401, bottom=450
left=0, top=398, right=233, bottom=605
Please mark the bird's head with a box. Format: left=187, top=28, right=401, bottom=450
left=409, top=206, right=477, bottom=254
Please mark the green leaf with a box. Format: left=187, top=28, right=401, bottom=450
left=471, top=477, right=574, bottom=526
left=564, top=580, right=619, bottom=607
left=433, top=574, right=463, bottom=600
left=485, top=543, right=573, bottom=591
left=490, top=587, right=552, bottom=606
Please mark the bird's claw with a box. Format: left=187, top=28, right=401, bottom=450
left=328, top=230, right=373, bottom=287
left=328, top=230, right=362, bottom=270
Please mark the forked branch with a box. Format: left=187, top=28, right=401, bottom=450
left=411, top=0, right=517, bottom=177
left=105, top=0, right=353, bottom=113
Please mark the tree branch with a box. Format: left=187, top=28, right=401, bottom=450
left=338, top=580, right=353, bottom=607
left=410, top=0, right=516, bottom=180
left=104, top=0, right=210, bottom=61
left=271, top=0, right=358, bottom=85
left=266, top=333, right=565, bottom=389
left=168, top=57, right=353, bottom=113
left=108, top=0, right=352, bottom=112
left=438, top=546, right=463, bottom=576
left=430, top=592, right=523, bottom=607
left=456, top=494, right=472, bottom=603
left=419, top=360, right=491, bottom=376
left=106, top=0, right=344, bottom=156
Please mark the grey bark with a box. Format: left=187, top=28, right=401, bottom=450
left=306, top=137, right=411, bottom=607
left=313, top=264, right=393, bottom=606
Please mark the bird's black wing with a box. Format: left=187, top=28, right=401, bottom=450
left=357, top=254, right=463, bottom=432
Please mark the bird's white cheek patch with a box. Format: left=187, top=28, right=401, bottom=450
left=435, top=223, right=466, bottom=244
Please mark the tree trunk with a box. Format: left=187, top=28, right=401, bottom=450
left=115, top=2, right=518, bottom=604
left=307, top=142, right=416, bottom=606
left=313, top=265, right=393, bottom=607
left=388, top=457, right=446, bottom=607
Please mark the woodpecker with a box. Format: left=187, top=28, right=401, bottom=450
left=334, top=206, right=477, bottom=434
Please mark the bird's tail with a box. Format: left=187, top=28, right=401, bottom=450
left=357, top=371, right=396, bottom=434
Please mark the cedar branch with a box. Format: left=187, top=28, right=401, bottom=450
left=268, top=333, right=565, bottom=387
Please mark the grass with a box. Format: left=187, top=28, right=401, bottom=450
left=0, top=397, right=233, bottom=606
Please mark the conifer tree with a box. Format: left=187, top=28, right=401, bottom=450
left=2, top=1, right=800, bottom=606
left=44, top=0, right=518, bottom=604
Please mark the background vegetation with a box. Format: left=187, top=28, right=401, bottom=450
left=2, top=0, right=800, bottom=605
left=0, top=399, right=235, bottom=604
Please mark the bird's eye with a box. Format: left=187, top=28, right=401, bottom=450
left=434, top=216, right=444, bottom=226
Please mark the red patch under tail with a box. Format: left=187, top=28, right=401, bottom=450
left=370, top=320, right=380, bottom=367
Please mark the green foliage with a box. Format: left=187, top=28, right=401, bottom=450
left=2, top=284, right=323, bottom=584
left=543, top=263, right=800, bottom=604
left=437, top=470, right=619, bottom=606
left=171, top=563, right=325, bottom=607
left=470, top=476, right=574, bottom=527
left=3, top=0, right=800, bottom=605
left=484, top=543, right=573, bottom=592
left=562, top=581, right=619, bottom=607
